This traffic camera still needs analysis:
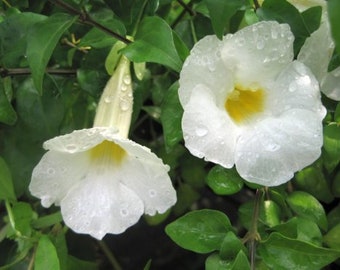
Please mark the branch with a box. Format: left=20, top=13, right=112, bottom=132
left=49, top=0, right=132, bottom=44
left=0, top=67, right=77, bottom=77
left=172, top=0, right=196, bottom=28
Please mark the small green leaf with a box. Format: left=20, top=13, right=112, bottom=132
left=324, top=223, right=340, bottom=250
left=301, top=6, right=322, bottom=34
left=206, top=251, right=250, bottom=270
left=122, top=16, right=182, bottom=72
left=286, top=191, right=327, bottom=231
left=0, top=156, right=16, bottom=201
left=323, top=125, right=340, bottom=173
left=11, top=202, right=34, bottom=237
left=105, top=41, right=127, bottom=75
left=172, top=30, right=190, bottom=62
left=31, top=211, right=63, bottom=229
left=259, top=232, right=340, bottom=270
left=165, top=209, right=232, bottom=253
left=35, top=235, right=60, bottom=270
left=26, top=13, right=78, bottom=94
left=160, top=82, right=183, bottom=150
left=206, top=166, right=243, bottom=195
left=328, top=0, right=340, bottom=55
left=294, top=165, right=333, bottom=203
left=204, top=0, right=245, bottom=39
left=220, top=231, right=247, bottom=260
left=271, top=217, right=322, bottom=246
left=263, top=200, right=281, bottom=227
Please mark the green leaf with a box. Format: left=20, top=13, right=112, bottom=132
left=11, top=202, right=34, bottom=237
left=324, top=223, right=340, bottom=250
left=172, top=183, right=200, bottom=215
left=335, top=102, right=340, bottom=123
left=0, top=156, right=16, bottom=201
left=0, top=78, right=17, bottom=125
left=271, top=217, right=322, bottom=246
left=172, top=30, right=190, bottom=62
left=294, top=165, right=333, bottom=203
left=35, top=235, right=60, bottom=270
left=328, top=203, right=340, bottom=229
left=262, top=200, right=281, bottom=227
left=259, top=232, right=340, bottom=270
left=301, top=6, right=322, bottom=34
left=220, top=231, right=247, bottom=260
left=26, top=13, right=78, bottom=94
left=206, top=251, right=250, bottom=270
left=160, top=82, right=183, bottom=150
left=328, top=0, right=340, bottom=55
left=332, top=171, right=340, bottom=197
left=206, top=166, right=243, bottom=195
left=31, top=212, right=63, bottom=229
left=286, top=191, right=327, bottom=231
left=165, top=209, right=232, bottom=253
left=0, top=12, right=46, bottom=67
left=122, top=16, right=183, bottom=72
left=204, top=0, right=245, bottom=39
left=105, top=41, right=127, bottom=75
left=323, top=125, right=340, bottom=173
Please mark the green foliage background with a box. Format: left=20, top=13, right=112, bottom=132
left=0, top=0, right=340, bottom=269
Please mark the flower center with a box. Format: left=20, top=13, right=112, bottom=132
left=224, top=86, right=265, bottom=123
left=91, top=140, right=126, bottom=165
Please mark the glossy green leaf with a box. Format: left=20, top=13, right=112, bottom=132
left=31, top=212, right=63, bottom=229
left=259, top=232, right=340, bottom=270
left=0, top=156, right=16, bottom=201
left=262, top=200, right=281, bottom=227
left=26, top=13, right=78, bottom=94
left=286, top=191, right=327, bottom=231
left=301, top=6, right=322, bottom=34
left=35, top=235, right=60, bottom=270
left=328, top=0, right=340, bottom=55
left=328, top=203, right=340, bottom=229
left=206, top=166, right=243, bottom=195
left=122, top=16, right=183, bottom=72
left=206, top=251, right=250, bottom=270
left=220, top=231, right=247, bottom=260
left=324, top=223, right=340, bottom=250
left=172, top=30, right=190, bottom=62
left=8, top=202, right=34, bottom=237
left=165, top=209, right=232, bottom=253
left=294, top=166, right=333, bottom=203
left=323, top=125, right=340, bottom=173
left=160, top=82, right=183, bottom=150
left=204, top=0, right=245, bottom=39
left=271, top=217, right=322, bottom=246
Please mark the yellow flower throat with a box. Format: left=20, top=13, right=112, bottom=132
left=91, top=141, right=126, bottom=164
left=225, top=86, right=264, bottom=123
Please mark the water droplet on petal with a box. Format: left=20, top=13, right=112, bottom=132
left=104, top=95, right=113, bottom=103
left=265, top=143, right=281, bottom=152
left=195, top=126, right=208, bottom=137
left=121, top=84, right=127, bottom=91
left=123, top=75, right=131, bottom=85
left=120, top=209, right=128, bottom=217
left=149, top=189, right=157, bottom=198
left=256, top=39, right=265, bottom=50
left=47, top=168, right=55, bottom=175
left=288, top=82, right=297, bottom=92
left=119, top=100, right=130, bottom=111
left=66, top=144, right=78, bottom=152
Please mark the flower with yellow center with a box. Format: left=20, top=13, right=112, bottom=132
left=29, top=55, right=177, bottom=239
left=179, top=21, right=326, bottom=186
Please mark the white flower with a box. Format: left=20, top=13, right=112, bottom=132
left=179, top=21, right=326, bottom=186
left=29, top=56, right=176, bottom=239
left=289, top=0, right=340, bottom=100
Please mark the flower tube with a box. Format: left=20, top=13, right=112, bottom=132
left=179, top=21, right=326, bottom=186
left=29, top=55, right=177, bottom=240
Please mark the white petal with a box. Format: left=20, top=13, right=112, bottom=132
left=297, top=22, right=334, bottom=82
left=221, top=21, right=294, bottom=86
left=29, top=151, right=90, bottom=207
left=179, top=35, right=234, bottom=107
left=61, top=169, right=144, bottom=240
left=321, top=66, right=340, bottom=101
left=113, top=139, right=176, bottom=215
left=43, top=127, right=119, bottom=153
left=266, top=61, right=326, bottom=119
left=181, top=84, right=238, bottom=168
left=235, top=109, right=323, bottom=186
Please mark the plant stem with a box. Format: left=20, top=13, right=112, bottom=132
left=171, top=0, right=196, bottom=28
left=50, top=0, right=131, bottom=44
left=253, top=0, right=260, bottom=10
left=97, top=240, right=122, bottom=270
left=0, top=67, right=77, bottom=77
left=242, top=188, right=263, bottom=270
left=177, top=0, right=196, bottom=17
